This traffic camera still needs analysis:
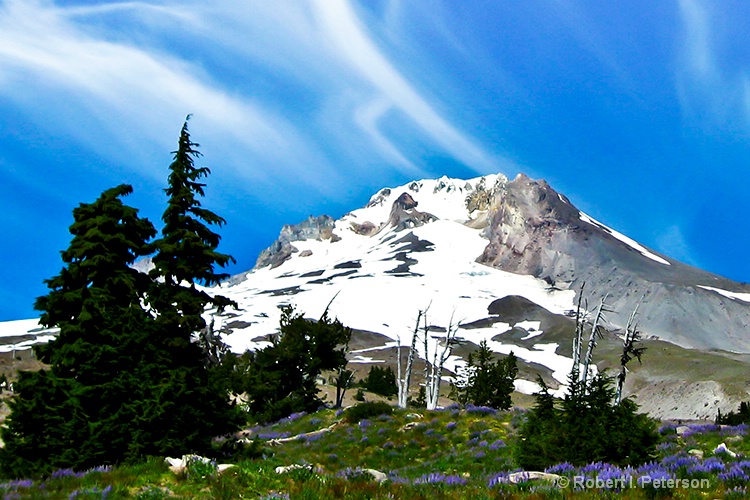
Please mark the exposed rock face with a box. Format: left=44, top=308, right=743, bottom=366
left=478, top=174, right=750, bottom=351
left=387, top=192, right=437, bottom=230
left=255, top=215, right=337, bottom=269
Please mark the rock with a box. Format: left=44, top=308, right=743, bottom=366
left=688, top=449, right=704, bottom=459
left=361, top=468, right=387, bottom=483
left=217, top=464, right=236, bottom=474
left=299, top=249, right=313, bottom=257
left=676, top=426, right=690, bottom=436
left=399, top=422, right=425, bottom=432
left=405, top=413, right=423, bottom=420
left=164, top=454, right=213, bottom=475
left=275, top=464, right=312, bottom=474
left=714, top=442, right=737, bottom=458
left=350, top=221, right=378, bottom=235
left=726, top=435, right=743, bottom=443
left=507, top=471, right=562, bottom=484
left=255, top=215, right=336, bottom=269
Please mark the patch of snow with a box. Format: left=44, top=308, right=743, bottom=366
left=579, top=212, right=671, bottom=266
left=350, top=355, right=385, bottom=364
left=698, top=285, right=750, bottom=303
left=515, top=320, right=542, bottom=340
left=0, top=319, right=46, bottom=338
left=0, top=335, right=56, bottom=353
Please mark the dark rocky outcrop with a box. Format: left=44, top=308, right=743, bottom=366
left=387, top=192, right=437, bottom=231
left=255, top=215, right=338, bottom=269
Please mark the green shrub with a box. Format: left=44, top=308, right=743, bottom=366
left=344, top=402, right=393, bottom=423
left=514, top=374, right=659, bottom=470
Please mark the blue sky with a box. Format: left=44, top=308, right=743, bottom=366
left=2, top=0, right=750, bottom=321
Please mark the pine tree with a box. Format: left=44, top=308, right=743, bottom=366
left=0, top=185, right=157, bottom=477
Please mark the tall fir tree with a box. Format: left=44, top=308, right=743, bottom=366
left=142, top=116, right=242, bottom=452
left=0, top=185, right=158, bottom=477
left=149, top=115, right=236, bottom=334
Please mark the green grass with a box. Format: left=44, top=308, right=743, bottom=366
left=2, top=407, right=750, bottom=498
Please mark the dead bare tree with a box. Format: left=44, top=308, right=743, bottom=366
left=615, top=299, right=646, bottom=405
left=571, top=283, right=587, bottom=383
left=397, top=309, right=422, bottom=409
left=422, top=310, right=462, bottom=410
left=581, top=294, right=610, bottom=389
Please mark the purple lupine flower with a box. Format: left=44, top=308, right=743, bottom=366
left=487, top=472, right=511, bottom=487
left=387, top=472, right=410, bottom=484
left=724, top=486, right=748, bottom=498
left=661, top=453, right=700, bottom=472
left=474, top=451, right=486, bottom=459
left=656, top=441, right=677, bottom=452
left=257, top=431, right=292, bottom=440
left=51, top=469, right=85, bottom=479
left=719, top=465, right=750, bottom=486
left=445, top=421, right=457, bottom=430
left=637, top=467, right=673, bottom=487
left=465, top=404, right=498, bottom=415
left=721, top=424, right=749, bottom=436
left=489, top=439, right=506, bottom=450
left=683, top=424, right=721, bottom=437
left=286, top=411, right=306, bottom=422
left=546, top=462, right=576, bottom=475
left=260, top=493, right=290, bottom=500
left=414, top=473, right=467, bottom=485
left=688, top=457, right=725, bottom=476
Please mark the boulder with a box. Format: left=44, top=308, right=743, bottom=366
left=507, top=471, right=562, bottom=484
left=714, top=442, right=737, bottom=458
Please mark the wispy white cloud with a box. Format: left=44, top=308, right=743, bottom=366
left=675, top=0, right=749, bottom=130
left=0, top=0, right=344, bottom=194
left=0, top=0, right=503, bottom=204
left=656, top=224, right=700, bottom=268
left=311, top=0, right=497, bottom=173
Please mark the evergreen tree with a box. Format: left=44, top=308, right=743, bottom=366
left=235, top=306, right=352, bottom=423
left=451, top=341, right=518, bottom=410
left=0, top=185, right=158, bottom=477
left=515, top=373, right=659, bottom=470
left=139, top=117, right=242, bottom=457
left=149, top=115, right=237, bottom=337
left=362, top=366, right=398, bottom=397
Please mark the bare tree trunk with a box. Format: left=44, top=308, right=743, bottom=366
left=571, top=283, right=586, bottom=382
left=581, top=295, right=609, bottom=390
left=426, top=314, right=458, bottom=410
left=397, top=311, right=422, bottom=408
left=423, top=309, right=432, bottom=409
left=615, top=299, right=644, bottom=405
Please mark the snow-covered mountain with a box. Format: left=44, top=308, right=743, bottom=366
left=4, top=171, right=750, bottom=418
